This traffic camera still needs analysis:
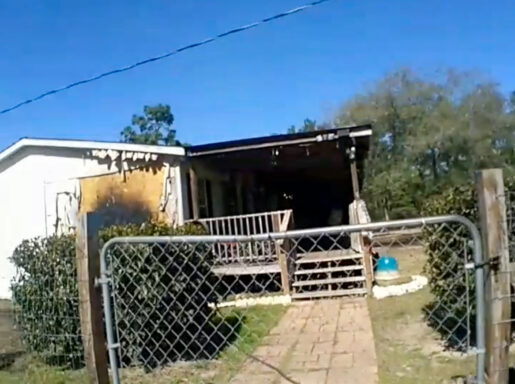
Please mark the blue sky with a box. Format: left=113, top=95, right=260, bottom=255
left=0, top=0, right=514, bottom=150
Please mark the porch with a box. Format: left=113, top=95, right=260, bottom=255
left=188, top=203, right=372, bottom=299
left=184, top=125, right=373, bottom=299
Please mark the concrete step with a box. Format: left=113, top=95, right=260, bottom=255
left=291, top=288, right=368, bottom=300
left=294, top=265, right=363, bottom=276
left=293, top=276, right=366, bottom=288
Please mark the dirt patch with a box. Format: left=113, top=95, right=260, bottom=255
left=389, top=314, right=469, bottom=358
left=374, top=245, right=427, bottom=276
left=369, top=288, right=475, bottom=383
left=122, top=361, right=221, bottom=384
left=368, top=245, right=476, bottom=383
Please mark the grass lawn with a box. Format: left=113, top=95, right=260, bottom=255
left=0, top=304, right=286, bottom=384
left=122, top=305, right=286, bottom=384
left=368, top=245, right=476, bottom=384
left=0, top=361, right=88, bottom=384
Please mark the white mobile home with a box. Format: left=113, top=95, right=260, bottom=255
left=0, top=138, right=185, bottom=298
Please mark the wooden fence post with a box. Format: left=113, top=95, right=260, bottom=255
left=76, top=213, right=109, bottom=384
left=476, top=169, right=510, bottom=384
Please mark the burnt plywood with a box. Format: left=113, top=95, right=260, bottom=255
left=80, top=166, right=167, bottom=223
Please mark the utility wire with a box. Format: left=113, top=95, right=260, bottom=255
left=1, top=0, right=332, bottom=115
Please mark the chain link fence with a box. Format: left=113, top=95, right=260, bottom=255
left=0, top=302, right=84, bottom=383
left=501, top=180, right=514, bottom=373
left=99, top=215, right=484, bottom=384
left=0, top=215, right=486, bottom=383
left=0, top=236, right=85, bottom=383
left=508, top=186, right=514, bottom=262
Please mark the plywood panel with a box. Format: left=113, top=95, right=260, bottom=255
left=80, top=166, right=166, bottom=223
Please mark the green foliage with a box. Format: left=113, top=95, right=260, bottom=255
left=336, top=68, right=515, bottom=219
left=421, top=184, right=478, bottom=348
left=287, top=118, right=318, bottom=133
left=120, top=104, right=180, bottom=146
left=99, top=221, right=207, bottom=241
left=362, top=161, right=424, bottom=219
left=287, top=118, right=331, bottom=134
left=421, top=182, right=478, bottom=220
left=10, top=235, right=83, bottom=368
left=99, top=221, right=235, bottom=370
left=9, top=221, right=211, bottom=370
left=421, top=176, right=514, bottom=348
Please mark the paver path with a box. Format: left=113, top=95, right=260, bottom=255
left=230, top=298, right=378, bottom=384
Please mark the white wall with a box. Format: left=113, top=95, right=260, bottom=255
left=0, top=146, right=184, bottom=299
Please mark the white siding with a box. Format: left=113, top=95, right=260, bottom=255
left=0, top=146, right=184, bottom=299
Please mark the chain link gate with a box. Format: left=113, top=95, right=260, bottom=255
left=99, top=215, right=485, bottom=384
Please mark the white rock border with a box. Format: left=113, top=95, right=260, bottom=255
left=373, top=275, right=428, bottom=300
left=208, top=294, right=292, bottom=309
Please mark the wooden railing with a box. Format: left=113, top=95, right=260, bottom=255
left=348, top=199, right=371, bottom=252
left=187, top=210, right=293, bottom=265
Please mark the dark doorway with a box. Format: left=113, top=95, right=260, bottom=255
left=255, top=170, right=353, bottom=229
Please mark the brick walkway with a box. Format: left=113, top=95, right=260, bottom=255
left=230, top=298, right=378, bottom=384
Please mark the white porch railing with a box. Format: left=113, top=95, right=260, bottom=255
left=187, top=210, right=293, bottom=265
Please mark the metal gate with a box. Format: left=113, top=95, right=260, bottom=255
left=99, top=215, right=485, bottom=384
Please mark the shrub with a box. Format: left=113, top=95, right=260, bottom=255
left=421, top=184, right=478, bottom=348
left=10, top=235, right=83, bottom=368
left=10, top=221, right=226, bottom=370
left=421, top=175, right=514, bottom=349
left=100, top=221, right=232, bottom=370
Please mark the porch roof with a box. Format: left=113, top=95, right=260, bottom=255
left=187, top=124, right=372, bottom=157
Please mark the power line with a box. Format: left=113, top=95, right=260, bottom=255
left=1, top=0, right=332, bottom=115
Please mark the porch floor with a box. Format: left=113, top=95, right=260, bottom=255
left=213, top=264, right=281, bottom=276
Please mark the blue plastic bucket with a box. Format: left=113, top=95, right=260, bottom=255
left=375, top=256, right=400, bottom=280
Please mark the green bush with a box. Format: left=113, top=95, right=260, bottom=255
left=10, top=221, right=222, bottom=370
left=99, top=222, right=235, bottom=370
left=10, top=235, right=83, bottom=368
left=421, top=176, right=514, bottom=348
left=421, top=183, right=478, bottom=348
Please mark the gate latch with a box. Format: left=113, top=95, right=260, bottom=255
left=94, top=276, right=111, bottom=287
left=465, top=256, right=500, bottom=271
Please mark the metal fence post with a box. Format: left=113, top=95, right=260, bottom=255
left=476, top=169, right=511, bottom=384
left=76, top=213, right=109, bottom=384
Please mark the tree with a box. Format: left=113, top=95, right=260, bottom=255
left=287, top=118, right=324, bottom=134
left=121, top=104, right=178, bottom=145
left=335, top=68, right=515, bottom=219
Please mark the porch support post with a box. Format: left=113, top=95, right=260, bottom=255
left=346, top=140, right=373, bottom=294
left=189, top=165, right=200, bottom=220
left=348, top=143, right=360, bottom=200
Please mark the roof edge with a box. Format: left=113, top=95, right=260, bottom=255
left=188, top=124, right=372, bottom=156
left=0, top=138, right=186, bottom=164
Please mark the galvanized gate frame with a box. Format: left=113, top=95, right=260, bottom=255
left=98, top=215, right=485, bottom=384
